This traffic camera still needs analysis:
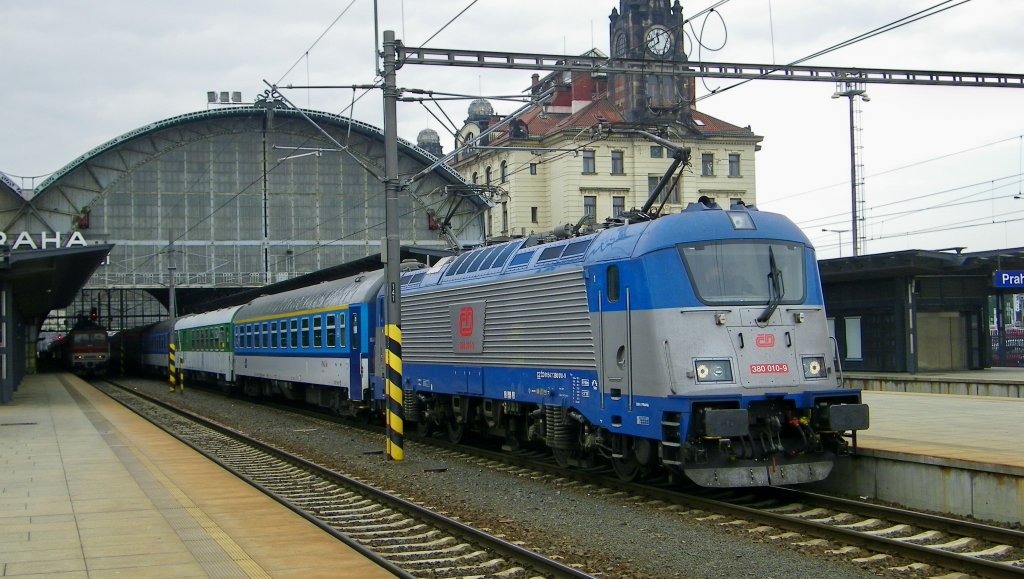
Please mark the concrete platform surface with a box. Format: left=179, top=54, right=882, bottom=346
left=859, top=390, right=1024, bottom=471
left=0, top=373, right=394, bottom=578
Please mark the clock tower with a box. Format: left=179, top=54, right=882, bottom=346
left=608, top=0, right=695, bottom=125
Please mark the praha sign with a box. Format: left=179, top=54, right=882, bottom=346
left=0, top=231, right=89, bottom=250
left=994, top=271, right=1024, bottom=289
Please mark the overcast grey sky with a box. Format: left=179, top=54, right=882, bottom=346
left=1, top=0, right=1021, bottom=257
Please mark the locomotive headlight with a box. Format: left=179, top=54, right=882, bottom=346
left=802, top=356, right=827, bottom=379
left=694, top=359, right=733, bottom=383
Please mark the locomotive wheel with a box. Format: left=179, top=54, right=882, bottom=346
left=415, top=418, right=433, bottom=437
left=552, top=447, right=572, bottom=468
left=446, top=420, right=465, bottom=444
left=610, top=455, right=642, bottom=481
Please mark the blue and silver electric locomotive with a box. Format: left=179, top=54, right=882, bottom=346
left=394, top=197, right=868, bottom=487
left=128, top=145, right=868, bottom=488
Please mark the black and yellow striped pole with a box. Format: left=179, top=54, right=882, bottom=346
left=383, top=31, right=403, bottom=461
left=167, top=243, right=182, bottom=394
left=168, top=341, right=179, bottom=393
left=384, top=324, right=403, bottom=460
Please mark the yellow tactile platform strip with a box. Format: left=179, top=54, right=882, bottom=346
left=0, top=374, right=392, bottom=578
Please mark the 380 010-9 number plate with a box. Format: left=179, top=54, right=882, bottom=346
left=749, top=363, right=789, bottom=374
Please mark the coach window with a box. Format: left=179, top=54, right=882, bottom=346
left=280, top=321, right=287, bottom=349
left=235, top=327, right=242, bottom=348
left=301, top=318, right=310, bottom=348
left=290, top=319, right=299, bottom=348
left=326, top=314, right=337, bottom=348
left=271, top=322, right=279, bottom=348
left=607, top=265, right=620, bottom=302
left=262, top=322, right=270, bottom=348
left=338, top=313, right=348, bottom=348
left=247, top=324, right=255, bottom=348
left=313, top=316, right=323, bottom=348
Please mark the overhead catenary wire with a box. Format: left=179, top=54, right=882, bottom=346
left=414, top=0, right=480, bottom=48
left=275, top=0, right=359, bottom=86
left=694, top=0, right=973, bottom=102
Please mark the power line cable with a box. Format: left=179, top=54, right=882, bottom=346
left=275, top=0, right=359, bottom=85
left=415, top=0, right=480, bottom=48
left=765, top=133, right=1023, bottom=204
left=695, top=0, right=972, bottom=102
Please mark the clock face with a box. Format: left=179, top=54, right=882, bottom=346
left=645, top=25, right=673, bottom=56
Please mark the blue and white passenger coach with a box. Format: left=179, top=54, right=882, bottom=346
left=233, top=274, right=380, bottom=411
left=396, top=200, right=868, bottom=487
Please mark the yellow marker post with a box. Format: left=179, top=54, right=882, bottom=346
left=168, top=342, right=178, bottom=393
left=384, top=324, right=403, bottom=461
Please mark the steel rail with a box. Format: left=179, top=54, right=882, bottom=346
left=95, top=378, right=594, bottom=579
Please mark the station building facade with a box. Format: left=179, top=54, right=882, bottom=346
left=448, top=0, right=763, bottom=242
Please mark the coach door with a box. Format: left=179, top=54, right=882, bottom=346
left=599, top=264, right=632, bottom=409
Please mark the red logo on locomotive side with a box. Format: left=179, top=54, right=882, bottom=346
left=458, top=307, right=474, bottom=337
left=755, top=334, right=775, bottom=348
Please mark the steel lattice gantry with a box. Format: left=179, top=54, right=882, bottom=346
left=10, top=105, right=488, bottom=329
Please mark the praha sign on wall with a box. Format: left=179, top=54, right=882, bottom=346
left=0, top=231, right=89, bottom=250
left=994, top=271, right=1024, bottom=289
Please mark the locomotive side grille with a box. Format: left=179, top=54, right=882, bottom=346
left=403, top=269, right=595, bottom=368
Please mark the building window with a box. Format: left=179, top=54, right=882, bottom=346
left=583, top=195, right=596, bottom=217
left=531, top=206, right=538, bottom=223
left=701, top=153, right=714, bottom=176
left=845, top=317, right=863, bottom=361
left=649, top=175, right=680, bottom=204
left=612, top=196, right=625, bottom=217
left=472, top=172, right=478, bottom=184
left=611, top=150, right=624, bottom=175
left=728, top=153, right=740, bottom=177
left=582, top=150, right=596, bottom=174
left=485, top=166, right=492, bottom=186
left=650, top=146, right=663, bottom=158
left=501, top=202, right=509, bottom=234
left=529, top=163, right=538, bottom=175
left=500, top=161, right=508, bottom=183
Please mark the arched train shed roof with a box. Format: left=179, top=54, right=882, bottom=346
left=34, top=106, right=475, bottom=195
left=2, top=104, right=490, bottom=317
left=0, top=171, right=24, bottom=218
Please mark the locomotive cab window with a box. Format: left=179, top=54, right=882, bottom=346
left=680, top=240, right=806, bottom=305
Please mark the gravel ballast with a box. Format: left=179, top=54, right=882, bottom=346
left=119, top=377, right=888, bottom=578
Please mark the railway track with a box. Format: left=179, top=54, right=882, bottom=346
left=425, top=439, right=1024, bottom=578
left=107, top=376, right=1024, bottom=577
left=95, top=379, right=593, bottom=579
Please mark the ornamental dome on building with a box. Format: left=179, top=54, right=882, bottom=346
left=467, top=98, right=494, bottom=122
left=416, top=128, right=443, bottom=157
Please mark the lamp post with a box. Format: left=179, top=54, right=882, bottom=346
left=832, top=80, right=869, bottom=257
left=822, top=228, right=849, bottom=258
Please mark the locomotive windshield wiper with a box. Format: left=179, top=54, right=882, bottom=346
left=756, top=246, right=784, bottom=324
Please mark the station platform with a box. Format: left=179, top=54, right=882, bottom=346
left=846, top=367, right=1024, bottom=398
left=814, top=389, right=1024, bottom=525
left=0, top=373, right=394, bottom=578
